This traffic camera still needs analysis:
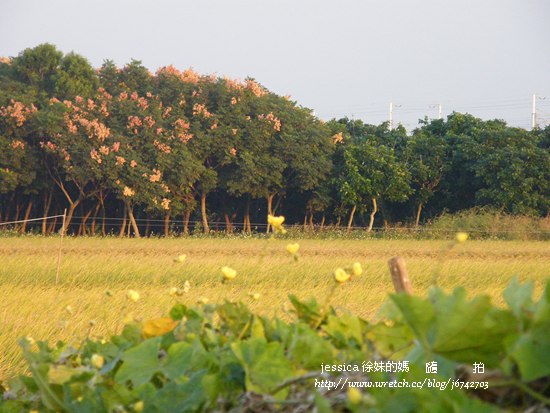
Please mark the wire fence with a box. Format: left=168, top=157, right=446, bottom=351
left=1, top=214, right=549, bottom=239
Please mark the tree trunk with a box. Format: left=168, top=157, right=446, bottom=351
left=183, top=209, right=191, bottom=235
left=80, top=206, right=94, bottom=236
left=266, top=193, right=275, bottom=233
left=101, top=206, right=107, bottom=237
left=145, top=218, right=150, bottom=237
left=48, top=214, right=58, bottom=234
left=164, top=211, right=170, bottom=237
left=320, top=214, right=325, bottom=231
left=347, top=205, right=357, bottom=232
left=119, top=204, right=127, bottom=237
left=303, top=213, right=308, bottom=232
left=224, top=212, right=233, bottom=234
left=127, top=205, right=140, bottom=237
left=244, top=198, right=251, bottom=234
left=61, top=200, right=80, bottom=235
left=42, top=192, right=52, bottom=235
left=20, top=200, right=33, bottom=233
left=367, top=198, right=378, bottom=232
left=200, top=192, right=209, bottom=234
left=91, top=202, right=101, bottom=236
left=309, top=211, right=314, bottom=230
left=415, top=203, right=423, bottom=227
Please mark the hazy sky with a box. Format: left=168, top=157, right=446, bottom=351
left=1, top=0, right=549, bottom=130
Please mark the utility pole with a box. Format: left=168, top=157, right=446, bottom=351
left=531, top=93, right=537, bottom=129
left=389, top=102, right=401, bottom=130
left=438, top=103, right=442, bottom=120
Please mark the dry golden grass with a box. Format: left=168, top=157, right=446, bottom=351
left=0, top=236, right=548, bottom=382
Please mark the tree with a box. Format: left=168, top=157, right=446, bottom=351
left=406, top=120, right=448, bottom=226
left=341, top=140, right=411, bottom=231
left=54, top=52, right=98, bottom=100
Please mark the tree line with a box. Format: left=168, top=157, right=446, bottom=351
left=1, top=44, right=549, bottom=236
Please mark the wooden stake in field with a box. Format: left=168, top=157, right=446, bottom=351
left=388, top=256, right=413, bottom=294
left=55, top=209, right=67, bottom=285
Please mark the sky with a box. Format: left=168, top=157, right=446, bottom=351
left=1, top=0, right=549, bottom=130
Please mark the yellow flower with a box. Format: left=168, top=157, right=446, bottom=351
left=267, top=214, right=286, bottom=233
left=173, top=254, right=186, bottom=263
left=248, top=292, right=261, bottom=300
left=347, top=386, right=363, bottom=404
left=268, top=214, right=285, bottom=227
left=90, top=354, right=104, bottom=369
left=197, top=297, right=209, bottom=304
left=126, top=290, right=140, bottom=302
left=455, top=232, right=468, bottom=243
left=25, top=335, right=35, bottom=345
left=352, top=262, right=363, bottom=276
left=182, top=280, right=191, bottom=293
left=133, top=401, right=144, bottom=412
left=334, top=268, right=350, bottom=284
left=286, top=243, right=299, bottom=255
left=221, top=266, right=237, bottom=281
left=142, top=317, right=178, bottom=338
left=169, top=287, right=178, bottom=297
left=65, top=305, right=74, bottom=315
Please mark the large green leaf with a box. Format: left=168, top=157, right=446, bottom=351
left=231, top=338, right=293, bottom=397
left=115, top=337, right=162, bottom=387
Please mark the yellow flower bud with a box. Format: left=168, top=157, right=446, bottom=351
left=133, top=401, right=144, bottom=412
left=455, top=232, right=468, bottom=243
left=90, top=354, right=104, bottom=369
left=169, top=287, right=178, bottom=297
left=352, top=262, right=363, bottom=276
left=173, top=254, right=186, bottom=263
left=286, top=243, right=299, bottom=255
left=334, top=268, right=350, bottom=284
left=347, top=386, right=363, bottom=404
left=221, top=266, right=237, bottom=281
left=126, top=290, right=140, bottom=302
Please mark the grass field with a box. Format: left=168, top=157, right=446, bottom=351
left=0, top=235, right=549, bottom=383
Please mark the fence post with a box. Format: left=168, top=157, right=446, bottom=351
left=55, top=209, right=67, bottom=285
left=388, top=256, right=413, bottom=294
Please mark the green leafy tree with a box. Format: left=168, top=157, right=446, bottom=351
left=406, top=120, right=448, bottom=226
left=341, top=140, right=411, bottom=231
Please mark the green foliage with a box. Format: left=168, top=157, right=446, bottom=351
left=1, top=45, right=550, bottom=236
left=2, top=278, right=549, bottom=412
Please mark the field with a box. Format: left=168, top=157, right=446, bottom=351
left=0, top=235, right=549, bottom=383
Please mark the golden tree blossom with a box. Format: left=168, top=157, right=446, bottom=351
left=11, top=140, right=25, bottom=150
left=154, top=139, right=171, bottom=153
left=90, top=149, right=102, bottom=164
left=115, top=156, right=126, bottom=166
left=332, top=132, right=344, bottom=144
left=192, top=103, right=212, bottom=118
left=130, top=160, right=137, bottom=168
left=161, top=198, right=171, bottom=210
left=149, top=168, right=162, bottom=182
left=0, top=100, right=37, bottom=127
left=123, top=186, right=135, bottom=197
left=245, top=79, right=267, bottom=97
